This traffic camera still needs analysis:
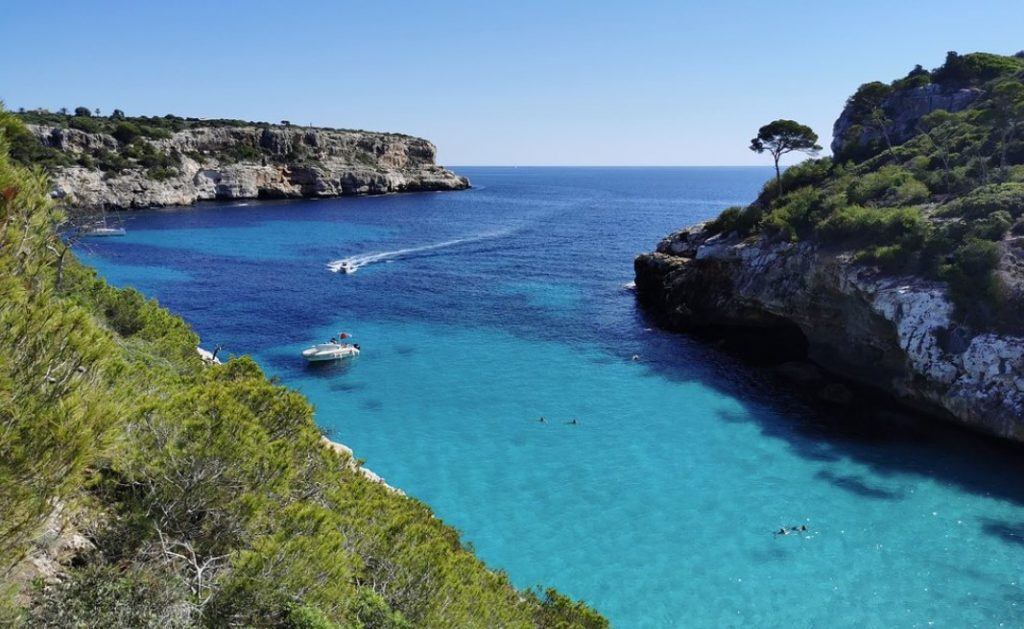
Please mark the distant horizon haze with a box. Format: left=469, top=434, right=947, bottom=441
left=3, top=1, right=1022, bottom=166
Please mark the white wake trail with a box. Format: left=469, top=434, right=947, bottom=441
left=327, top=231, right=509, bottom=274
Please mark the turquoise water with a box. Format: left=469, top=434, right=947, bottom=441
left=79, top=168, right=1024, bottom=627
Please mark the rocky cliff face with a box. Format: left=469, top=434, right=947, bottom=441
left=29, top=123, right=469, bottom=209
left=635, top=226, right=1024, bottom=441
left=830, top=83, right=980, bottom=158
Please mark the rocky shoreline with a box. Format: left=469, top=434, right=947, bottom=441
left=27, top=122, right=469, bottom=210
left=634, top=224, right=1024, bottom=442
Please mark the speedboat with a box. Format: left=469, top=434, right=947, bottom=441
left=83, top=225, right=126, bottom=237
left=337, top=261, right=356, bottom=274
left=302, top=342, right=360, bottom=362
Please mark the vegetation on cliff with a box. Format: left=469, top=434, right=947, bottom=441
left=9, top=108, right=421, bottom=183
left=0, top=109, right=604, bottom=627
left=706, top=51, right=1024, bottom=330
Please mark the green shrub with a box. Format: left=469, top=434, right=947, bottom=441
left=855, top=244, right=917, bottom=272
left=973, top=210, right=1013, bottom=240
left=942, top=183, right=1024, bottom=219
left=68, top=115, right=102, bottom=133
left=757, top=157, right=834, bottom=204
left=29, top=564, right=193, bottom=628
left=113, top=121, right=142, bottom=144
left=816, top=205, right=926, bottom=246
left=846, top=166, right=929, bottom=205
left=762, top=186, right=827, bottom=240
left=705, top=204, right=762, bottom=237
left=931, top=51, right=1024, bottom=88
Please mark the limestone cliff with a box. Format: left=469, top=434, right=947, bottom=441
left=25, top=122, right=469, bottom=209
left=635, top=226, right=1024, bottom=440
left=635, top=51, right=1024, bottom=441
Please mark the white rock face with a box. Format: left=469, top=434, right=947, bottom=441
left=30, top=123, right=470, bottom=210
left=636, top=225, right=1024, bottom=442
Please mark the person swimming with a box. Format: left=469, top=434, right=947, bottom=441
left=538, top=416, right=546, bottom=423
left=567, top=418, right=578, bottom=425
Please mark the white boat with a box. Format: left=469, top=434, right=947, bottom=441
left=302, top=342, right=360, bottom=362
left=84, top=226, right=126, bottom=237
left=337, top=261, right=356, bottom=274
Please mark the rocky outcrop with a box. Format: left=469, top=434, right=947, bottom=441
left=635, top=226, right=1024, bottom=441
left=831, top=83, right=981, bottom=157
left=29, top=123, right=469, bottom=209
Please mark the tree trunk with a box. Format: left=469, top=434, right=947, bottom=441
left=773, top=156, right=782, bottom=198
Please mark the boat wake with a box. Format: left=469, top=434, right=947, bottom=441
left=327, top=231, right=510, bottom=274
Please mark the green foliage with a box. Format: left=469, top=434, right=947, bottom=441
left=221, top=143, right=263, bottom=163
left=931, top=51, right=1024, bottom=88
left=761, top=186, right=830, bottom=241
left=0, top=105, right=605, bottom=626
left=816, top=205, right=926, bottom=247
left=705, top=51, right=1024, bottom=326
left=705, top=204, right=762, bottom=237
left=29, top=564, right=194, bottom=628
left=854, top=243, right=917, bottom=273
left=939, top=238, right=1006, bottom=325
left=532, top=588, right=610, bottom=629
left=845, top=166, right=929, bottom=205
left=756, top=157, right=834, bottom=204
left=943, top=182, right=1024, bottom=219
left=68, top=115, right=102, bottom=133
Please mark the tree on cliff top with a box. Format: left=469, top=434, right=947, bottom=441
left=750, top=119, right=821, bottom=197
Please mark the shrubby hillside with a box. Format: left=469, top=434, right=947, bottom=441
left=0, top=108, right=604, bottom=627
left=707, top=51, right=1024, bottom=330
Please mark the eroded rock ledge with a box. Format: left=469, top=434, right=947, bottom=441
left=634, top=225, right=1024, bottom=441
left=29, top=123, right=469, bottom=210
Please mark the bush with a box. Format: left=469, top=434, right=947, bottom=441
left=942, top=183, right=1024, bottom=219
left=855, top=244, right=917, bottom=272
left=846, top=166, right=929, bottom=205
left=816, top=205, right=926, bottom=246
left=973, top=210, right=1013, bottom=240
left=69, top=115, right=102, bottom=133
left=113, top=121, right=142, bottom=144
left=762, top=186, right=828, bottom=241
left=931, top=51, right=1024, bottom=88
left=705, top=205, right=762, bottom=237
left=29, top=563, right=193, bottom=628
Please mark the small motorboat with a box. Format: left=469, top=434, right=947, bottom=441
left=337, top=261, right=356, bottom=274
left=84, top=226, right=126, bottom=237
left=302, top=342, right=360, bottom=362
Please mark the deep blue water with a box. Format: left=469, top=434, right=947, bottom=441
left=79, top=167, right=1024, bottom=627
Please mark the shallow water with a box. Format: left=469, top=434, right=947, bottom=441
left=79, top=167, right=1024, bottom=627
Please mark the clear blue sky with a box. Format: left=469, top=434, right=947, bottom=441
left=2, top=1, right=1022, bottom=165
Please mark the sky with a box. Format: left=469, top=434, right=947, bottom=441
left=2, top=1, right=1022, bottom=166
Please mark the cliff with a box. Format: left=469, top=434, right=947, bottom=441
left=636, top=51, right=1024, bottom=442
left=14, top=113, right=468, bottom=209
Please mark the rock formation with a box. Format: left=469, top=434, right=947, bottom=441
left=635, top=226, right=1024, bottom=441
left=636, top=52, right=1024, bottom=442
left=27, top=123, right=469, bottom=209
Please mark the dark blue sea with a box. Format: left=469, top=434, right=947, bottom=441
left=79, top=167, right=1024, bottom=627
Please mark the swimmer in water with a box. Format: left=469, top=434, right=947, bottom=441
left=567, top=418, right=579, bottom=425
left=538, top=416, right=546, bottom=424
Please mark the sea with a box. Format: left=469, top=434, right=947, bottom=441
left=78, top=167, right=1024, bottom=627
